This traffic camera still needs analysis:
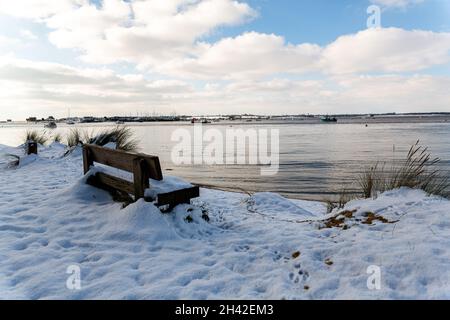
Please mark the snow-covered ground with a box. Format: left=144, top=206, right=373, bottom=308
left=1, top=143, right=450, bottom=299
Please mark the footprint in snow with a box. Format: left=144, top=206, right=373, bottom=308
left=234, top=244, right=250, bottom=252
left=289, top=269, right=310, bottom=284
left=272, top=251, right=283, bottom=262
left=289, top=261, right=310, bottom=285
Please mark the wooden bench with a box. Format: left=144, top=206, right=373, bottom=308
left=83, top=144, right=199, bottom=208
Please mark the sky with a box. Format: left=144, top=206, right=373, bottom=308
left=0, top=0, right=450, bottom=119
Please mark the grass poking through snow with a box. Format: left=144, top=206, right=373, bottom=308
left=358, top=141, right=449, bottom=199
left=66, top=128, right=83, bottom=148
left=53, top=133, right=63, bottom=143
left=24, top=130, right=48, bottom=145
left=85, top=126, right=139, bottom=152
left=325, top=141, right=449, bottom=211
left=64, top=126, right=139, bottom=155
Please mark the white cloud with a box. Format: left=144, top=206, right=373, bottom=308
left=155, top=28, right=450, bottom=78
left=0, top=56, right=195, bottom=118
left=0, top=35, right=19, bottom=47
left=322, top=28, right=450, bottom=74
left=1, top=56, right=449, bottom=119
left=0, top=0, right=83, bottom=19
left=370, top=0, right=425, bottom=9
left=20, top=29, right=38, bottom=41
left=2, top=1, right=449, bottom=80
left=218, top=74, right=450, bottom=114
left=45, top=0, right=256, bottom=65
left=0, top=1, right=449, bottom=118
left=329, top=74, right=450, bottom=113
left=157, top=32, right=321, bottom=79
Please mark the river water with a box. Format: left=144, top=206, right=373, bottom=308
left=1, top=121, right=449, bottom=200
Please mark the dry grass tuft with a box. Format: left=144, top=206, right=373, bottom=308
left=24, top=130, right=48, bottom=145
left=64, top=126, right=139, bottom=156
left=85, top=126, right=139, bottom=152
left=358, top=141, right=449, bottom=199
left=324, top=189, right=355, bottom=213
left=53, top=133, right=63, bottom=143
left=66, top=128, right=84, bottom=147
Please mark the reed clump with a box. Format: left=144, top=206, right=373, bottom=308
left=358, top=141, right=449, bottom=199
left=24, top=130, right=48, bottom=145
left=53, top=133, right=63, bottom=143
left=66, top=128, right=83, bottom=147
left=84, top=126, right=139, bottom=152
left=65, top=126, right=139, bottom=153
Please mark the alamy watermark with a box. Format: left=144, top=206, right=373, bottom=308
left=171, top=124, right=280, bottom=176
left=366, top=265, right=381, bottom=290
left=66, top=265, right=81, bottom=291
left=367, top=5, right=381, bottom=29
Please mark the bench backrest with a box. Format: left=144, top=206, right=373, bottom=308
left=83, top=144, right=163, bottom=180
left=83, top=144, right=163, bottom=200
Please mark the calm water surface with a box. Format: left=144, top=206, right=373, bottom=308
left=1, top=121, right=449, bottom=200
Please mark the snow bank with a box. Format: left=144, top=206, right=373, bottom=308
left=1, top=143, right=450, bottom=299
left=248, top=192, right=317, bottom=218
left=103, top=199, right=181, bottom=243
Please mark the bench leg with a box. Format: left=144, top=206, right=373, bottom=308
left=133, top=158, right=150, bottom=200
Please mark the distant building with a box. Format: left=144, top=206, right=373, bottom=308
left=81, top=116, right=95, bottom=123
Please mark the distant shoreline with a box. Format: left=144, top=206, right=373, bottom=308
left=2, top=114, right=450, bottom=126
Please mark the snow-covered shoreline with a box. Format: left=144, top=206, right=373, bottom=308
left=1, top=143, right=450, bottom=299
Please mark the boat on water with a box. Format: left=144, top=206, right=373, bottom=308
left=116, top=120, right=125, bottom=124
left=44, top=121, right=57, bottom=129
left=66, top=120, right=76, bottom=125
left=320, top=115, right=338, bottom=123
left=191, top=118, right=211, bottom=124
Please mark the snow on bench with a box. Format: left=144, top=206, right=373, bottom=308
left=83, top=144, right=199, bottom=209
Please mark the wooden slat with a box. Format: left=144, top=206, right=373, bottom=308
left=83, top=146, right=93, bottom=174
left=84, top=144, right=163, bottom=180
left=87, top=172, right=134, bottom=195
left=85, top=144, right=136, bottom=172
left=157, top=186, right=200, bottom=207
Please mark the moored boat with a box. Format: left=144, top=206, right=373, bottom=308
left=320, top=115, right=338, bottom=123
left=44, top=121, right=57, bottom=129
